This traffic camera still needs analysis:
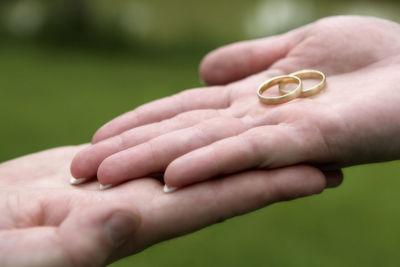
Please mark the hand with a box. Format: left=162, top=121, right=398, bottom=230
left=0, top=145, right=341, bottom=266
left=70, top=16, right=400, bottom=188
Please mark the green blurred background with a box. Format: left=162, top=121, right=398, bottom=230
left=1, top=0, right=400, bottom=266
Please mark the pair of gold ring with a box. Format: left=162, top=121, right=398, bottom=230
left=257, top=69, right=326, bottom=105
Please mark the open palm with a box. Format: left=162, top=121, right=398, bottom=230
left=71, top=16, right=400, bottom=188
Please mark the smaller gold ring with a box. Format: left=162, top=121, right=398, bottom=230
left=257, top=75, right=302, bottom=105
left=279, top=69, right=326, bottom=97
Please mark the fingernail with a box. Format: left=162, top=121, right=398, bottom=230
left=100, top=184, right=113, bottom=190
left=105, top=212, right=140, bottom=247
left=323, top=170, right=344, bottom=188
left=163, top=184, right=178, bottom=193
left=70, top=177, right=89, bottom=185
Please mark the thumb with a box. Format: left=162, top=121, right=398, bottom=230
left=199, top=27, right=306, bottom=85
left=0, top=204, right=140, bottom=267
left=59, top=203, right=141, bottom=266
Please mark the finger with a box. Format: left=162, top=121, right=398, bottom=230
left=199, top=26, right=307, bottom=85
left=0, top=204, right=140, bottom=267
left=71, top=109, right=222, bottom=179
left=92, top=86, right=230, bottom=143
left=60, top=203, right=140, bottom=266
left=164, top=123, right=327, bottom=188
left=191, top=165, right=328, bottom=217
left=323, top=169, right=344, bottom=188
left=96, top=116, right=249, bottom=185
left=131, top=165, right=329, bottom=250
left=96, top=165, right=332, bottom=257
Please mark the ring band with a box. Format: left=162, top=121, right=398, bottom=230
left=279, top=69, right=326, bottom=97
left=257, top=75, right=302, bottom=105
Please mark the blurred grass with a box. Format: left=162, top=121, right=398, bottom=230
left=0, top=41, right=203, bottom=161
left=1, top=41, right=400, bottom=267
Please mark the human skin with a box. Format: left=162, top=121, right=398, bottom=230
left=0, top=145, right=341, bottom=267
left=70, top=16, right=400, bottom=188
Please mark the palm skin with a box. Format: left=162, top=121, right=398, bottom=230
left=70, top=16, right=400, bottom=188
left=0, top=145, right=340, bottom=267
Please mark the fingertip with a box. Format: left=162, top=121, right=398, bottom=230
left=97, top=158, right=117, bottom=186
left=199, top=30, right=305, bottom=85
left=290, top=165, right=328, bottom=196
left=199, top=51, right=218, bottom=85
left=70, top=149, right=89, bottom=179
left=92, top=126, right=108, bottom=144
left=164, top=159, right=191, bottom=188
left=163, top=165, right=180, bottom=188
left=323, top=169, right=344, bottom=188
left=92, top=111, right=139, bottom=144
left=199, top=46, right=237, bottom=85
left=92, top=119, right=123, bottom=144
left=199, top=38, right=282, bottom=85
left=97, top=153, right=133, bottom=186
left=70, top=146, right=99, bottom=179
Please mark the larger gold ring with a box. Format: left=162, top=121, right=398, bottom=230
left=279, top=69, right=326, bottom=97
left=257, top=75, right=302, bottom=105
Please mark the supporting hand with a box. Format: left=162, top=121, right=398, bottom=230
left=0, top=145, right=341, bottom=266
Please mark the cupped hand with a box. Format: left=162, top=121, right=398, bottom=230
left=0, top=145, right=341, bottom=267
left=71, top=16, right=400, bottom=188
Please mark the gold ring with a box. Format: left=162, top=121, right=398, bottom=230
left=257, top=75, right=302, bottom=105
left=279, top=69, right=326, bottom=97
